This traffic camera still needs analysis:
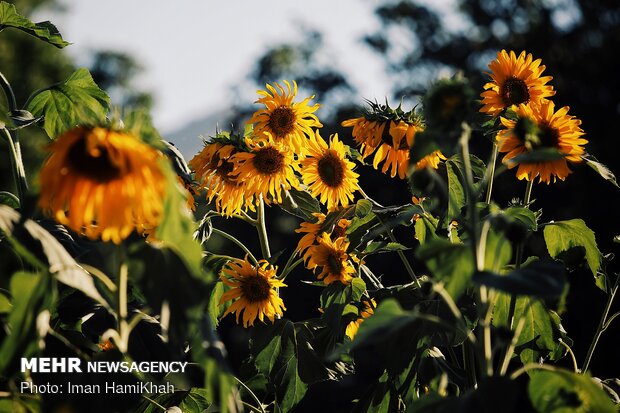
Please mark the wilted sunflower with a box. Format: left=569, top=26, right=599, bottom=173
left=345, top=298, right=376, bottom=340
left=296, top=212, right=351, bottom=263
left=39, top=126, right=166, bottom=244
left=248, top=80, right=322, bottom=153
left=219, top=257, right=286, bottom=327
left=190, top=142, right=252, bottom=216
left=300, top=131, right=360, bottom=210
left=232, top=134, right=300, bottom=205
left=497, top=101, right=587, bottom=184
left=306, top=233, right=355, bottom=285
left=480, top=50, right=555, bottom=117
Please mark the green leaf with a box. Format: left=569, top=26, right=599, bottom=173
left=0, top=191, right=19, bottom=208
left=509, top=148, right=564, bottom=164
left=27, top=68, right=109, bottom=138
left=446, top=159, right=465, bottom=221
left=0, top=205, right=109, bottom=308
left=543, top=219, right=601, bottom=279
left=582, top=153, right=619, bottom=188
left=0, top=2, right=69, bottom=48
left=154, top=161, right=203, bottom=275
left=0, top=272, right=50, bottom=375
left=355, top=199, right=373, bottom=217
left=529, top=370, right=616, bottom=413
left=362, top=241, right=409, bottom=255
left=474, top=260, right=566, bottom=299
left=280, top=188, right=321, bottom=221
left=251, top=320, right=334, bottom=412
left=416, top=240, right=475, bottom=300
left=504, top=206, right=538, bottom=232
left=320, top=278, right=366, bottom=332
left=414, top=213, right=439, bottom=244
left=493, top=296, right=563, bottom=364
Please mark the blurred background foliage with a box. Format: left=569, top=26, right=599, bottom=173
left=1, top=0, right=619, bottom=410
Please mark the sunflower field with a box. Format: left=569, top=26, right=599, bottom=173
left=1, top=2, right=620, bottom=413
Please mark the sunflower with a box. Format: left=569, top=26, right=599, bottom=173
left=345, top=298, right=376, bottom=340
left=340, top=117, right=384, bottom=158
left=219, top=257, right=286, bottom=327
left=296, top=212, right=351, bottom=263
left=372, top=120, right=420, bottom=179
left=38, top=126, right=166, bottom=244
left=306, top=233, right=355, bottom=285
left=300, top=131, right=360, bottom=210
left=232, top=134, right=300, bottom=205
left=480, top=50, right=555, bottom=117
left=497, top=100, right=586, bottom=184
left=189, top=142, right=252, bottom=216
left=248, top=80, right=322, bottom=153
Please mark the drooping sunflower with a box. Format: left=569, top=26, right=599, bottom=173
left=480, top=50, right=555, bottom=117
left=372, top=119, right=420, bottom=179
left=342, top=102, right=443, bottom=179
left=300, top=131, right=360, bottom=210
left=340, top=117, right=385, bottom=158
left=306, top=233, right=355, bottom=285
left=248, top=80, right=322, bottom=153
left=190, top=142, right=253, bottom=216
left=231, top=134, right=300, bottom=205
left=497, top=100, right=587, bottom=184
left=345, top=298, right=376, bottom=340
left=295, top=212, right=351, bottom=263
left=219, top=257, right=286, bottom=327
left=38, top=126, right=166, bottom=244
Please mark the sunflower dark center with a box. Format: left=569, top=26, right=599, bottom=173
left=240, top=275, right=271, bottom=303
left=317, top=152, right=345, bottom=187
left=380, top=125, right=410, bottom=150
left=253, top=147, right=285, bottom=175
left=538, top=124, right=560, bottom=148
left=268, top=106, right=295, bottom=137
left=215, top=158, right=237, bottom=182
left=67, top=134, right=123, bottom=182
left=501, top=77, right=530, bottom=106
left=331, top=224, right=347, bottom=240
left=326, top=252, right=344, bottom=275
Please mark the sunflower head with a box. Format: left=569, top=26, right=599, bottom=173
left=231, top=134, right=300, bottom=205
left=247, top=80, right=323, bottom=153
left=306, top=233, right=355, bottom=285
left=190, top=141, right=254, bottom=217
left=296, top=213, right=351, bottom=263
left=423, top=77, right=476, bottom=133
left=38, top=126, right=166, bottom=244
left=300, top=131, right=360, bottom=210
left=497, top=101, right=587, bottom=184
left=219, top=257, right=286, bottom=327
left=342, top=101, right=426, bottom=179
left=480, top=50, right=555, bottom=117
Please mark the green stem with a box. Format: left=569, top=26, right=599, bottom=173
left=508, top=180, right=534, bottom=329
left=485, top=144, right=499, bottom=205
left=256, top=196, right=271, bottom=260
left=280, top=258, right=303, bottom=280
left=582, top=275, right=620, bottom=373
left=459, top=124, right=479, bottom=269
left=1, top=128, right=27, bottom=202
left=212, top=228, right=258, bottom=265
left=0, top=71, right=17, bottom=111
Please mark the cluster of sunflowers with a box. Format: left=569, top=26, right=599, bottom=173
left=34, top=49, right=589, bottom=335
left=481, top=49, right=587, bottom=184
